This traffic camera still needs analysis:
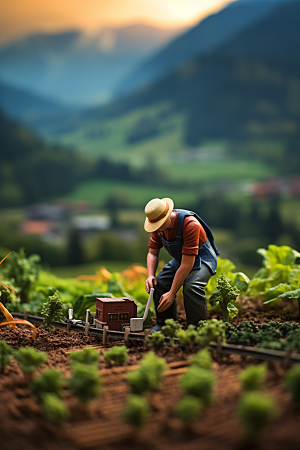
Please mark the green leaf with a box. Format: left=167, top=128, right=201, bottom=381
left=233, top=272, right=250, bottom=293
left=228, top=302, right=239, bottom=321
left=279, top=288, right=300, bottom=300
left=264, top=284, right=291, bottom=303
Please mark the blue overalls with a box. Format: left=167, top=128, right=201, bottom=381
left=153, top=209, right=219, bottom=327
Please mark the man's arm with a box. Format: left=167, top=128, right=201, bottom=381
left=145, top=247, right=160, bottom=293
left=157, top=254, right=195, bottom=313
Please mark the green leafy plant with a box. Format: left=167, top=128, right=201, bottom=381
left=42, top=393, right=69, bottom=426
left=122, top=394, right=150, bottom=428
left=126, top=352, right=166, bottom=395
left=40, top=290, right=65, bottom=330
left=284, top=365, right=300, bottom=403
left=179, top=366, right=216, bottom=404
left=69, top=347, right=100, bottom=367
left=189, top=348, right=213, bottom=370
left=176, top=325, right=199, bottom=350
left=0, top=248, right=40, bottom=303
left=239, top=364, right=267, bottom=391
left=0, top=339, right=14, bottom=373
left=30, top=369, right=64, bottom=400
left=14, top=347, right=48, bottom=375
left=161, top=319, right=182, bottom=346
left=238, top=391, right=276, bottom=439
left=70, top=363, right=102, bottom=404
left=175, top=395, right=204, bottom=424
left=147, top=331, right=165, bottom=351
left=211, top=273, right=240, bottom=322
left=197, top=319, right=226, bottom=347
left=104, top=345, right=128, bottom=366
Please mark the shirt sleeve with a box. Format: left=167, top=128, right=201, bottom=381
left=148, top=231, right=163, bottom=249
left=182, top=216, right=207, bottom=256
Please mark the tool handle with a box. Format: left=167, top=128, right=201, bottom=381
left=142, top=288, right=154, bottom=321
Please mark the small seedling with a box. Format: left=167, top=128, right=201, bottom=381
left=42, top=393, right=69, bottom=426
left=0, top=339, right=14, bottom=373
left=214, top=273, right=240, bottom=322
left=14, top=347, right=48, bottom=375
left=104, top=345, right=127, bottom=366
left=176, top=325, right=199, bottom=350
left=197, top=319, right=226, bottom=347
left=30, top=369, right=64, bottom=401
left=126, top=352, right=166, bottom=395
left=284, top=364, right=300, bottom=403
left=161, top=319, right=181, bottom=346
left=40, top=290, right=65, bottom=330
left=175, top=395, right=204, bottom=424
left=122, top=394, right=150, bottom=428
left=147, top=331, right=165, bottom=351
left=239, top=364, right=267, bottom=391
left=70, top=363, right=102, bottom=404
left=238, top=391, right=276, bottom=439
left=69, top=347, right=100, bottom=367
left=189, top=348, right=213, bottom=370
left=180, top=366, right=216, bottom=404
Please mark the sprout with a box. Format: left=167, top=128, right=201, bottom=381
left=161, top=319, right=181, bottom=346
left=189, top=348, right=213, bottom=370
left=175, top=396, right=204, bottom=424
left=238, top=392, right=276, bottom=439
left=30, top=369, right=64, bottom=401
left=179, top=366, right=216, bottom=404
left=122, top=394, right=150, bottom=428
left=284, top=364, right=300, bottom=403
left=239, top=364, right=267, bottom=391
left=70, top=363, right=102, bottom=404
left=69, top=347, right=100, bottom=368
left=104, top=345, right=128, bottom=366
left=40, top=290, right=65, bottom=330
left=147, top=331, right=165, bottom=351
left=42, top=393, right=69, bottom=426
left=0, top=339, right=14, bottom=373
left=14, top=347, right=48, bottom=375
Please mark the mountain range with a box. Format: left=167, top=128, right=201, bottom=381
left=0, top=24, right=184, bottom=105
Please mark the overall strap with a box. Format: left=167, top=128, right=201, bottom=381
left=175, top=210, right=186, bottom=238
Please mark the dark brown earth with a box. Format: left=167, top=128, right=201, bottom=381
left=1, top=302, right=300, bottom=450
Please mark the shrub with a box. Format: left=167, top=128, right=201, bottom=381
left=147, top=331, right=165, bottom=351
left=179, top=366, right=216, bottom=404
left=0, top=339, right=13, bottom=373
left=70, top=364, right=102, bottom=404
left=238, top=391, right=276, bottom=439
left=30, top=369, right=64, bottom=400
left=42, top=393, right=69, bottom=426
left=284, top=365, right=300, bottom=403
left=69, top=347, right=100, bottom=367
left=122, top=394, right=149, bottom=428
left=40, top=290, right=65, bottom=330
left=239, top=364, right=267, bottom=391
left=14, top=347, right=47, bottom=374
left=175, top=395, right=204, bottom=424
left=189, top=348, right=213, bottom=370
left=162, top=319, right=181, bottom=346
left=104, top=345, right=127, bottom=366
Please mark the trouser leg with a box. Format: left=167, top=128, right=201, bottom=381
left=183, top=264, right=212, bottom=327
left=153, top=262, right=177, bottom=325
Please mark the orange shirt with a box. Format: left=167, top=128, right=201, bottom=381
left=148, top=211, right=207, bottom=256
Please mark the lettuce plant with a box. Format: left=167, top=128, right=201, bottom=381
left=69, top=347, right=100, bottom=367
left=197, top=319, right=226, bottom=347
left=179, top=366, right=216, bottom=404
left=189, top=348, right=213, bottom=370
left=42, top=393, right=69, bottom=426
left=284, top=365, right=300, bottom=403
left=126, top=352, right=166, bottom=395
left=14, top=347, right=48, bottom=375
left=147, top=331, right=165, bottom=351
left=70, top=363, right=102, bottom=404
left=30, top=369, right=65, bottom=400
left=211, top=273, right=239, bottom=322
left=239, top=364, right=267, bottom=391
left=175, top=395, right=204, bottom=424
left=176, top=325, right=199, bottom=350
left=161, top=319, right=181, bottom=346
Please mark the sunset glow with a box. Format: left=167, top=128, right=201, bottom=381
left=0, top=0, right=236, bottom=45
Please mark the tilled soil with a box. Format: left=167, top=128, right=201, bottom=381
left=1, top=304, right=300, bottom=450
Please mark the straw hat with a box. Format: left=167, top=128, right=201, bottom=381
left=144, top=198, right=174, bottom=232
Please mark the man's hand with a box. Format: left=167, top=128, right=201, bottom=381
left=157, top=291, right=175, bottom=313
left=145, top=276, right=157, bottom=293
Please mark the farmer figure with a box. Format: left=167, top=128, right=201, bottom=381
left=144, top=198, right=219, bottom=332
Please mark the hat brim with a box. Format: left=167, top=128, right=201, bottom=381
left=144, top=198, right=174, bottom=232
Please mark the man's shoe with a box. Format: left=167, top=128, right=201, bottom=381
left=150, top=324, right=163, bottom=333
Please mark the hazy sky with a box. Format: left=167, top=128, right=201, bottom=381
left=0, top=0, right=236, bottom=45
